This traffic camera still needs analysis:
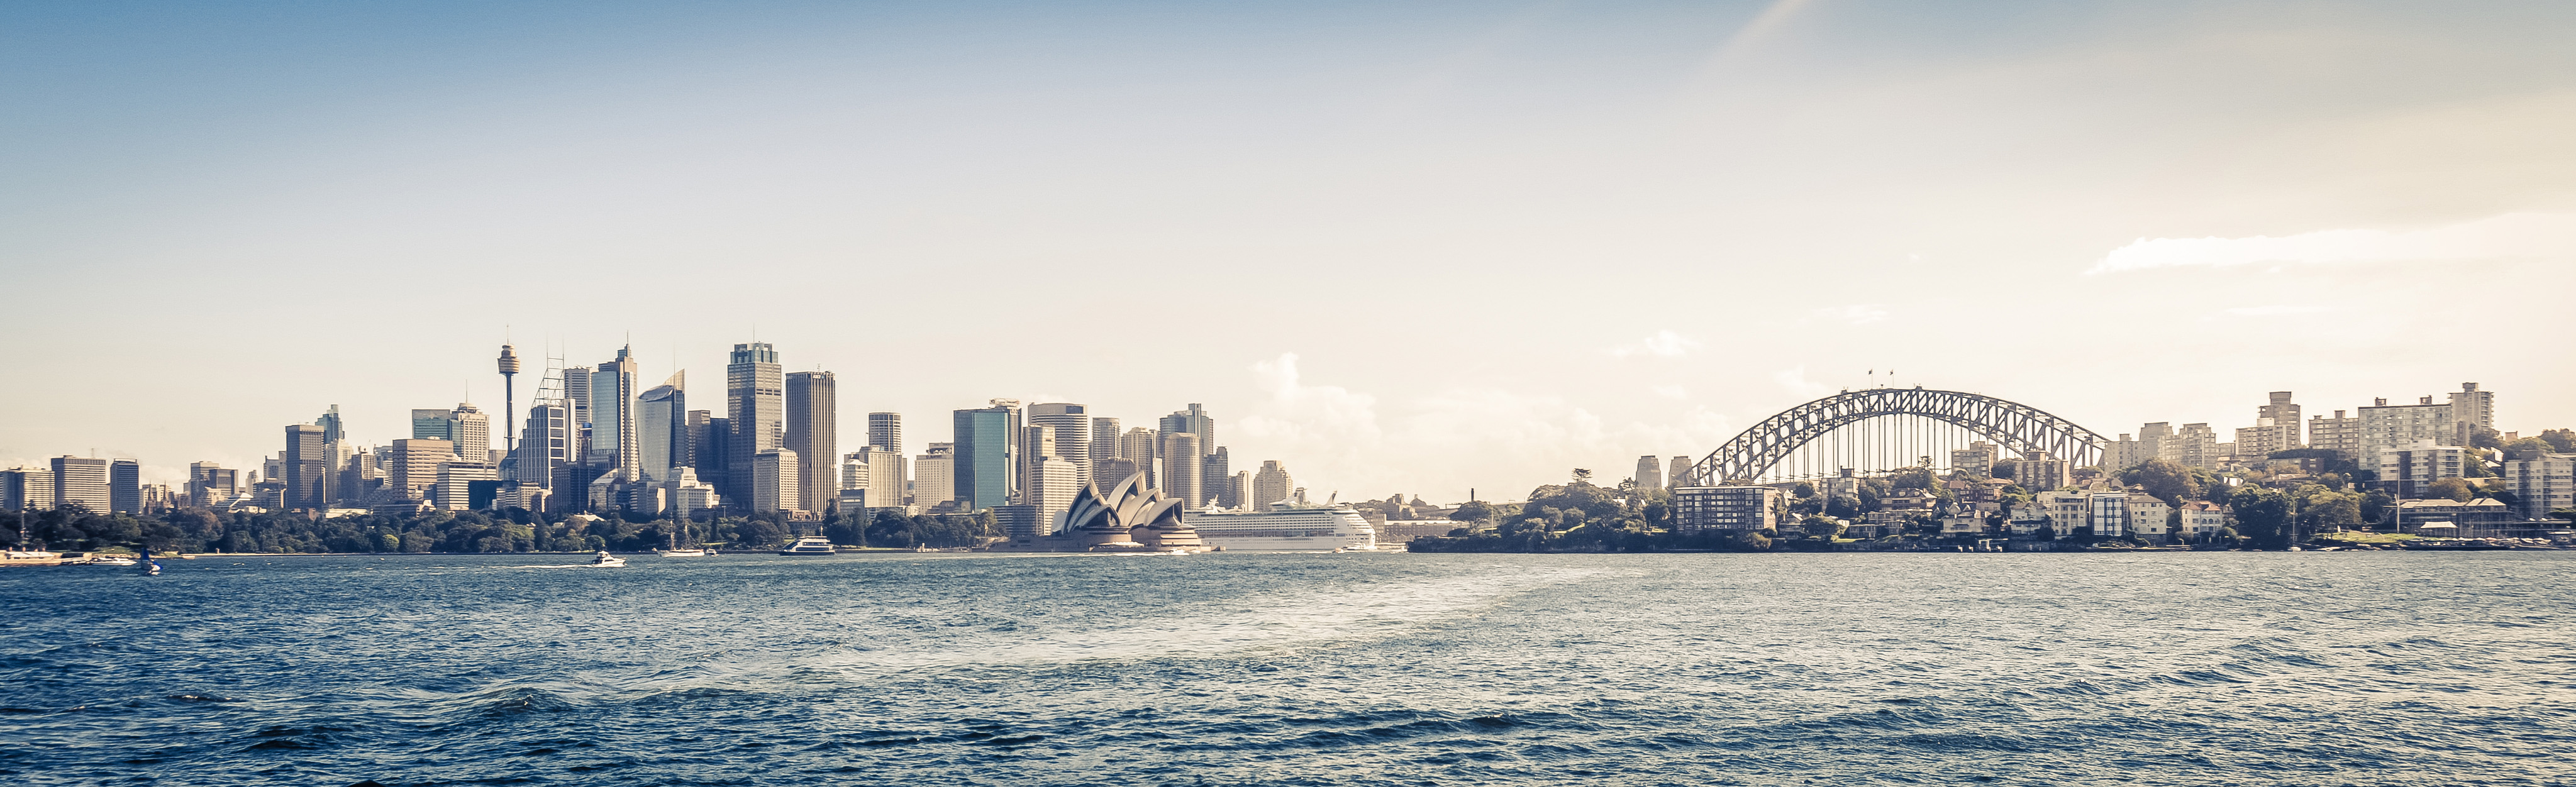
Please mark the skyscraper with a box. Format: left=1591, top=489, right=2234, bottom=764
left=986, top=399, right=1022, bottom=503
left=1088, top=417, right=1121, bottom=476
left=1253, top=460, right=1294, bottom=511
left=1668, top=456, right=1692, bottom=488
left=2449, top=382, right=2496, bottom=446
left=1031, top=455, right=1080, bottom=532
left=1028, top=403, right=1091, bottom=487
left=1162, top=432, right=1202, bottom=506
left=591, top=345, right=639, bottom=476
left=1, top=466, right=52, bottom=513
left=1160, top=404, right=1216, bottom=461
left=109, top=460, right=140, bottom=514
left=726, top=342, right=783, bottom=507
left=753, top=448, right=799, bottom=513
left=953, top=407, right=1013, bottom=512
left=786, top=371, right=836, bottom=513
left=637, top=371, right=687, bottom=481
left=1201, top=446, right=1231, bottom=507
left=452, top=404, right=491, bottom=466
left=284, top=424, right=328, bottom=509
left=1636, top=456, right=1663, bottom=490
left=391, top=439, right=457, bottom=501
left=914, top=443, right=953, bottom=509
left=50, top=456, right=108, bottom=512
left=518, top=400, right=570, bottom=489
left=851, top=446, right=906, bottom=513
left=868, top=412, right=902, bottom=453
left=187, top=462, right=238, bottom=509
left=1121, top=427, right=1160, bottom=490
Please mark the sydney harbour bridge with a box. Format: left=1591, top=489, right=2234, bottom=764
left=1679, top=388, right=2108, bottom=486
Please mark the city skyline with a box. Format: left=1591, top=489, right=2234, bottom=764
left=5, top=3, right=2575, bottom=499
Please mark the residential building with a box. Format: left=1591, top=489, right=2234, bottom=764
left=1670, top=486, right=1779, bottom=533
left=1028, top=403, right=1092, bottom=487
left=2087, top=491, right=2130, bottom=538
left=1162, top=432, right=1202, bottom=506
left=2036, top=490, right=2089, bottom=537
left=2232, top=392, right=2302, bottom=458
left=2390, top=498, right=2513, bottom=535
left=1636, top=456, right=1663, bottom=490
left=109, top=460, right=140, bottom=514
left=2448, top=382, right=2494, bottom=446
left=391, top=439, right=457, bottom=501
left=914, top=443, right=953, bottom=508
left=2126, top=495, right=2172, bottom=541
left=2377, top=440, right=2465, bottom=498
left=786, top=370, right=836, bottom=513
left=3, top=466, right=53, bottom=513
left=2358, top=396, right=2455, bottom=475
left=952, top=407, right=1013, bottom=512
left=867, top=412, right=903, bottom=452
left=2012, top=452, right=2070, bottom=490
left=726, top=342, right=784, bottom=507
left=2308, top=410, right=2361, bottom=459
left=752, top=448, right=799, bottom=513
left=637, top=371, right=687, bottom=481
left=2502, top=451, right=2573, bottom=520
left=1950, top=441, right=1997, bottom=476
left=2174, top=423, right=2221, bottom=471
left=2179, top=500, right=2230, bottom=538
left=284, top=424, right=330, bottom=509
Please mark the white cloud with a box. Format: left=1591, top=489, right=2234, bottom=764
left=1234, top=353, right=1738, bottom=499
left=1650, top=384, right=1688, bottom=399
left=2212, top=304, right=2332, bottom=319
left=1611, top=329, right=1701, bottom=358
left=1809, top=304, right=1889, bottom=325
left=1772, top=366, right=1831, bottom=397
left=2090, top=212, right=2576, bottom=273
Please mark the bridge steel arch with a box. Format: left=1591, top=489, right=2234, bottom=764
left=1684, top=388, right=2107, bottom=485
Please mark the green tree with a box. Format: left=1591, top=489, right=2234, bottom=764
left=2425, top=478, right=2475, bottom=502
left=1448, top=500, right=1497, bottom=525
left=2119, top=459, right=2199, bottom=506
left=2229, top=485, right=2294, bottom=549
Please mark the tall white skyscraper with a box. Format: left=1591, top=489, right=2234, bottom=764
left=727, top=342, right=784, bottom=508
left=1162, top=432, right=1202, bottom=506
left=753, top=448, right=799, bottom=513
left=787, top=371, right=836, bottom=513
left=1253, top=460, right=1293, bottom=511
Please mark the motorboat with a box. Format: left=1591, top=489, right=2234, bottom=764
left=658, top=548, right=710, bottom=557
left=139, top=548, right=160, bottom=576
left=88, top=556, right=138, bottom=566
left=590, top=550, right=626, bottom=568
left=778, top=536, right=838, bottom=556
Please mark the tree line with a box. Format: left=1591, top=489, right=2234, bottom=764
left=4, top=504, right=999, bottom=554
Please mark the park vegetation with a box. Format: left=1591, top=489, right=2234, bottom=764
left=2, top=504, right=997, bottom=554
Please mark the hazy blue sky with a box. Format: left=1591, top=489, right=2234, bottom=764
left=6, top=1, right=2573, bottom=499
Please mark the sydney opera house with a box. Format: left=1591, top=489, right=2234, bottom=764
left=987, top=473, right=1210, bottom=553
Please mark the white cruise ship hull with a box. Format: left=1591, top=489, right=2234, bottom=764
left=1182, top=506, right=1379, bottom=552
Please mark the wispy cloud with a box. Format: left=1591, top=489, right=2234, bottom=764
left=1772, top=366, right=1831, bottom=397
left=2212, top=304, right=2332, bottom=319
left=1611, top=329, right=1702, bottom=358
left=1809, top=304, right=1889, bottom=325
left=2090, top=212, right=2576, bottom=273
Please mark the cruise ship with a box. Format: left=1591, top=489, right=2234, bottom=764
left=1181, top=504, right=1378, bottom=551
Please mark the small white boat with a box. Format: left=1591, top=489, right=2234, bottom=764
left=88, top=556, right=137, bottom=566
left=658, top=548, right=709, bottom=557
left=778, top=536, right=838, bottom=556
left=590, top=551, right=626, bottom=568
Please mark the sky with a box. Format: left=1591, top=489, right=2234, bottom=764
left=4, top=1, right=2573, bottom=501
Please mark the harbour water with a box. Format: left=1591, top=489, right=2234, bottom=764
left=4, top=551, right=2571, bottom=785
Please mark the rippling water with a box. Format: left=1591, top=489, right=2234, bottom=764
left=4, top=551, right=2572, bottom=785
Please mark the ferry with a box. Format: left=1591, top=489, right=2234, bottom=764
left=1181, top=504, right=1378, bottom=551
left=778, top=536, right=840, bottom=556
